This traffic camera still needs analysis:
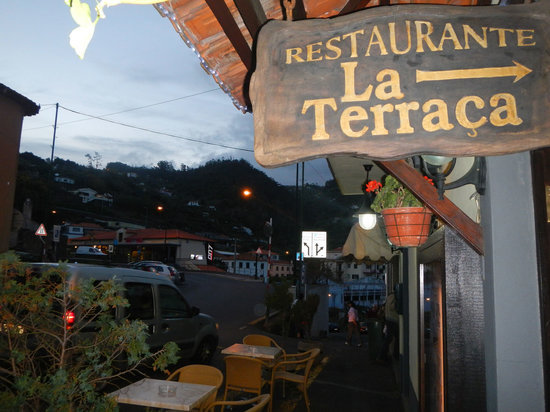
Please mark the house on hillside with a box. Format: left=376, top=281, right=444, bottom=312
left=71, top=188, right=113, bottom=205
left=68, top=228, right=213, bottom=267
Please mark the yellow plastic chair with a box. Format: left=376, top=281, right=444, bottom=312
left=223, top=356, right=270, bottom=401
left=204, top=393, right=270, bottom=412
left=268, top=348, right=321, bottom=412
left=166, top=364, right=224, bottom=412
left=242, top=334, right=286, bottom=359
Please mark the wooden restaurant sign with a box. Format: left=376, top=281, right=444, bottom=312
left=250, top=2, right=550, bottom=168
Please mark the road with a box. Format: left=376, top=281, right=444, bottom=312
left=178, top=272, right=270, bottom=349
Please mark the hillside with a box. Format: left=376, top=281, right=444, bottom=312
left=14, top=153, right=361, bottom=254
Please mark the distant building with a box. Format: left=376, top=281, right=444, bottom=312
left=53, top=175, right=75, bottom=185
left=68, top=228, right=213, bottom=267
left=71, top=188, right=113, bottom=205
left=324, top=248, right=386, bottom=310
left=221, top=248, right=292, bottom=279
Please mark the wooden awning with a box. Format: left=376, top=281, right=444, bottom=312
left=155, top=0, right=489, bottom=112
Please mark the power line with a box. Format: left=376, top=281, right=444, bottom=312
left=58, top=104, right=253, bottom=153
left=24, top=88, right=221, bottom=131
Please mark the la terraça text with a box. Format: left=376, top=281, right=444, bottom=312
left=301, top=63, right=523, bottom=140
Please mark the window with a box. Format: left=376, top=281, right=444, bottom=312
left=239, top=262, right=243, bottom=268
left=246, top=262, right=250, bottom=269
left=158, top=285, right=190, bottom=318
left=125, top=282, right=154, bottom=320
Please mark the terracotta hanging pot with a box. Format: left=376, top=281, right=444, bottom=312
left=381, top=207, right=433, bottom=247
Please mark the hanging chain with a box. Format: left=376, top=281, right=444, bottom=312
left=283, top=0, right=296, bottom=21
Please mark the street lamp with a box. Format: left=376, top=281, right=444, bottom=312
left=156, top=205, right=167, bottom=262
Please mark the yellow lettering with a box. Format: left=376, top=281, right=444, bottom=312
left=302, top=98, right=338, bottom=140
left=463, top=25, right=488, bottom=49
left=438, top=23, right=463, bottom=51
left=489, top=28, right=515, bottom=47
left=325, top=36, right=342, bottom=60
left=395, top=102, right=420, bottom=134
left=366, top=25, right=388, bottom=56
left=517, top=29, right=536, bottom=47
left=306, top=42, right=323, bottom=62
left=375, top=69, right=404, bottom=100
left=489, top=93, right=523, bottom=126
left=422, top=99, right=454, bottom=132
left=286, top=47, right=304, bottom=64
left=389, top=21, right=411, bottom=55
left=341, top=62, right=373, bottom=103
left=415, top=21, right=438, bottom=53
left=340, top=106, right=369, bottom=137
left=342, top=30, right=365, bottom=58
left=456, top=96, right=487, bottom=131
left=370, top=104, right=394, bottom=136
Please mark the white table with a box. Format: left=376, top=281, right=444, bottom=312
left=109, top=378, right=216, bottom=411
left=221, top=343, right=282, bottom=361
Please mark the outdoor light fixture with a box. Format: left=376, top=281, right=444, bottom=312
left=355, top=164, right=379, bottom=230
left=418, top=156, right=486, bottom=200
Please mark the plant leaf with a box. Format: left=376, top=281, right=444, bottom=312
left=69, top=22, right=97, bottom=59
left=67, top=0, right=93, bottom=27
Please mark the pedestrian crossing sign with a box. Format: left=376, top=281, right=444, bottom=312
left=35, top=224, right=47, bottom=237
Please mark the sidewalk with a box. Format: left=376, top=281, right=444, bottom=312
left=265, top=331, right=403, bottom=412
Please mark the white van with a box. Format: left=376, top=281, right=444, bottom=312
left=35, top=263, right=219, bottom=364
left=75, top=246, right=106, bottom=256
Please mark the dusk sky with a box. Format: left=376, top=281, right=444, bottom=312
left=1, top=1, right=333, bottom=185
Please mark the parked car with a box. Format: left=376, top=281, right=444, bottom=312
left=135, top=262, right=175, bottom=283
left=31, top=263, right=219, bottom=363
left=168, top=266, right=185, bottom=284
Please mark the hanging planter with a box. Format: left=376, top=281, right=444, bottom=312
left=381, top=207, right=432, bottom=247
left=371, top=175, right=434, bottom=248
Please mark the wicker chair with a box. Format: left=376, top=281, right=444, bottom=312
left=268, top=348, right=321, bottom=412
left=223, top=356, right=270, bottom=401
left=166, top=364, right=224, bottom=412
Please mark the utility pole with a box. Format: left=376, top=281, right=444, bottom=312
left=50, top=103, right=59, bottom=164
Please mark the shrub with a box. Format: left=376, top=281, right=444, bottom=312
left=0, top=252, right=179, bottom=411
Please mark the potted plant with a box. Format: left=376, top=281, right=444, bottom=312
left=370, top=175, right=432, bottom=247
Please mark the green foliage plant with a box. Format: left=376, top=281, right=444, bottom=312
left=370, top=175, right=424, bottom=213
left=0, top=252, right=179, bottom=411
left=264, top=280, right=294, bottom=337
left=291, top=294, right=320, bottom=340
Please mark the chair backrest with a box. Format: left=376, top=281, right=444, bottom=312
left=224, top=356, right=266, bottom=396
left=167, top=364, right=223, bottom=411
left=205, top=393, right=270, bottom=412
left=302, top=348, right=321, bottom=380
left=167, top=364, right=224, bottom=387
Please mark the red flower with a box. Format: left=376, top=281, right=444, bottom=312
left=423, top=176, right=434, bottom=186
left=364, top=180, right=382, bottom=192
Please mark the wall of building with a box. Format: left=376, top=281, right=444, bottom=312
left=482, top=153, right=545, bottom=411
left=0, top=97, right=24, bottom=253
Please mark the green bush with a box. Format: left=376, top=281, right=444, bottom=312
left=0, top=252, right=179, bottom=411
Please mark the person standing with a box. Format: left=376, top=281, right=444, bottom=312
left=345, top=301, right=362, bottom=347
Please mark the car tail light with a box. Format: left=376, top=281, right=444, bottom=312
left=64, top=311, right=75, bottom=330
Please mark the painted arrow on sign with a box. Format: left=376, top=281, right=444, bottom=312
left=416, top=61, right=532, bottom=84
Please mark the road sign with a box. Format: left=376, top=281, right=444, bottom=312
left=52, top=225, right=61, bottom=242
left=301, top=231, right=327, bottom=258
left=35, top=224, right=47, bottom=237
